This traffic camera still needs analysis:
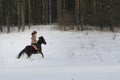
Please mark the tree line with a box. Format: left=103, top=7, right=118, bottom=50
left=0, top=0, right=120, bottom=33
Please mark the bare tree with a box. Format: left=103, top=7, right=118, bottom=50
left=0, top=0, right=2, bottom=32
left=21, top=0, right=25, bottom=31
left=109, top=0, right=114, bottom=32
left=42, top=0, right=45, bottom=23
left=17, top=0, right=25, bottom=32
left=80, top=0, right=85, bottom=31
left=92, top=0, right=96, bottom=13
left=6, top=12, right=10, bottom=33
left=28, top=0, right=31, bottom=29
left=17, top=0, right=21, bottom=32
left=75, top=0, right=80, bottom=30
left=45, top=0, right=49, bottom=24
left=57, top=0, right=62, bottom=20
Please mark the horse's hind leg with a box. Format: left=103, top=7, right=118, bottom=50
left=27, top=53, right=32, bottom=58
left=17, top=50, right=24, bottom=59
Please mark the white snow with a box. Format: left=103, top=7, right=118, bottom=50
left=0, top=25, right=120, bottom=80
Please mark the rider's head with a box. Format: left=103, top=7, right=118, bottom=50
left=31, top=31, right=37, bottom=36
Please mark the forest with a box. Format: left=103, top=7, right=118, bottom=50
left=0, top=0, right=120, bottom=32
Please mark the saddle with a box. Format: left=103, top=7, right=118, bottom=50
left=32, top=45, right=39, bottom=51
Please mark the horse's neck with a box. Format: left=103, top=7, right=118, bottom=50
left=37, top=43, right=41, bottom=48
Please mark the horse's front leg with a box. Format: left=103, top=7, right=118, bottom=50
left=27, top=53, right=32, bottom=58
left=40, top=52, right=44, bottom=58
left=38, top=48, right=44, bottom=58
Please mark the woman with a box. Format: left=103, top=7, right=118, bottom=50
left=31, top=31, right=37, bottom=45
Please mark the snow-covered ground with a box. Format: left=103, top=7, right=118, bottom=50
left=0, top=25, right=120, bottom=80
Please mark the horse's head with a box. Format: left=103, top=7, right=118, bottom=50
left=37, top=36, right=47, bottom=45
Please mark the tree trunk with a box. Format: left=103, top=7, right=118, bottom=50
left=0, top=17, right=2, bottom=32
left=109, top=0, right=114, bottom=32
left=49, top=0, right=52, bottom=23
left=18, top=0, right=21, bottom=32
left=0, top=22, right=2, bottom=32
left=63, top=0, right=66, bottom=13
left=0, top=0, right=2, bottom=32
left=92, top=0, right=97, bottom=26
left=21, top=0, right=25, bottom=32
left=93, top=0, right=96, bottom=13
left=75, top=0, right=80, bottom=30
left=31, top=0, right=34, bottom=25
left=80, top=0, right=84, bottom=31
left=42, top=0, right=45, bottom=24
left=6, top=1, right=10, bottom=33
left=45, top=0, right=48, bottom=24
left=57, top=0, right=62, bottom=19
left=28, top=0, right=31, bottom=29
left=6, top=13, right=10, bottom=33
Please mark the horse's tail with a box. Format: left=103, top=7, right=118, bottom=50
left=17, top=49, right=25, bottom=59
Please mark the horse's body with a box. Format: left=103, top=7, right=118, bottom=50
left=17, top=36, right=46, bottom=59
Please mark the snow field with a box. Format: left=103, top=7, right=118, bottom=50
left=0, top=25, right=120, bottom=80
